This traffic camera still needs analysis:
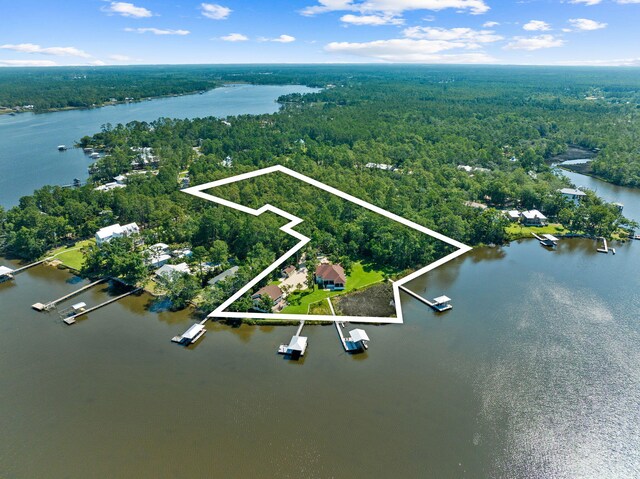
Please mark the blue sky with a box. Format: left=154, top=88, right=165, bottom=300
left=1, top=0, right=638, bottom=66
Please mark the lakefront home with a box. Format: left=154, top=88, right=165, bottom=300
left=559, top=188, right=586, bottom=205
left=520, top=210, right=548, bottom=226
left=95, top=222, right=140, bottom=245
left=315, top=263, right=346, bottom=290
left=251, top=284, right=285, bottom=312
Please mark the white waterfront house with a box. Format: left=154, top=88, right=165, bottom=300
left=95, top=223, right=140, bottom=245
left=155, top=262, right=191, bottom=279
left=559, top=188, right=586, bottom=205
left=521, top=210, right=548, bottom=226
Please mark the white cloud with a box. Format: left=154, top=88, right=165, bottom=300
left=483, top=21, right=499, bottom=27
left=403, top=26, right=502, bottom=43
left=302, top=0, right=490, bottom=17
left=220, top=33, right=249, bottom=42
left=0, top=43, right=91, bottom=58
left=89, top=60, right=108, bottom=66
left=125, top=27, right=190, bottom=35
left=102, top=2, right=153, bottom=18
left=200, top=3, right=231, bottom=20
left=505, top=34, right=564, bottom=50
left=568, top=18, right=607, bottom=30
left=325, top=39, right=496, bottom=62
left=260, top=34, right=296, bottom=43
left=341, top=14, right=404, bottom=25
left=523, top=20, right=551, bottom=31
left=570, top=0, right=602, bottom=4
left=0, top=59, right=58, bottom=67
left=108, top=54, right=134, bottom=61
left=614, top=0, right=640, bottom=3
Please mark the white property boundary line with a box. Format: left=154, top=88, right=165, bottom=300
left=183, top=165, right=472, bottom=325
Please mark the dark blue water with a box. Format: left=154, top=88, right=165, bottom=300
left=0, top=84, right=317, bottom=207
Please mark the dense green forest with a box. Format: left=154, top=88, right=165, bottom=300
left=0, top=66, right=636, bottom=311
left=1, top=65, right=639, bottom=185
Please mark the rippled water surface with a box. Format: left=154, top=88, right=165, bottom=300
left=1, top=234, right=638, bottom=478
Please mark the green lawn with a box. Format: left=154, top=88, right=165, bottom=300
left=506, top=223, right=569, bottom=241
left=46, top=239, right=94, bottom=271
left=280, top=262, right=385, bottom=314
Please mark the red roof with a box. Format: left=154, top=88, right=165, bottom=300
left=253, top=284, right=282, bottom=301
left=315, top=263, right=346, bottom=284
left=283, top=265, right=296, bottom=274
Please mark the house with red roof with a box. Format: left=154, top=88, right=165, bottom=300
left=251, top=284, right=285, bottom=312
left=315, top=263, right=346, bottom=291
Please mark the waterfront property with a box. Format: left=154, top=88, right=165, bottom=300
left=559, top=187, right=586, bottom=205
left=315, top=263, right=346, bottom=291
left=155, top=263, right=191, bottom=279
left=506, top=210, right=521, bottom=222
left=521, top=210, right=548, bottom=226
left=95, top=222, right=140, bottom=245
left=252, top=284, right=285, bottom=312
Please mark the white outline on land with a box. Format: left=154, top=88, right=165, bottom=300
left=183, top=165, right=472, bottom=324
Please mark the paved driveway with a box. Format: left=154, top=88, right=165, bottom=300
left=281, top=268, right=308, bottom=291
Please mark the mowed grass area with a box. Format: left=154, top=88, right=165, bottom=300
left=46, top=239, right=94, bottom=271
left=281, top=262, right=385, bottom=314
left=506, top=223, right=569, bottom=241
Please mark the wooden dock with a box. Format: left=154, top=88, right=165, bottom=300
left=33, top=278, right=106, bottom=311
left=63, top=287, right=141, bottom=325
left=398, top=286, right=452, bottom=312
left=597, top=237, right=609, bottom=253
left=11, top=258, right=48, bottom=275
left=532, top=232, right=559, bottom=247
left=277, top=320, right=307, bottom=355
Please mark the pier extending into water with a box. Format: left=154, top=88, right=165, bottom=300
left=597, top=237, right=615, bottom=254
left=1, top=258, right=49, bottom=284
left=32, top=278, right=106, bottom=311
left=278, top=320, right=308, bottom=356
left=532, top=232, right=559, bottom=247
left=399, top=285, right=453, bottom=312
left=62, top=287, right=141, bottom=325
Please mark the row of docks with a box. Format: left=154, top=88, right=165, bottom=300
left=0, top=258, right=142, bottom=324
left=171, top=286, right=454, bottom=357
left=533, top=232, right=618, bottom=255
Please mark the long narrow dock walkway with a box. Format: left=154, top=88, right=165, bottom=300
left=327, top=298, right=360, bottom=352
left=33, top=278, right=106, bottom=311
left=63, top=287, right=141, bottom=325
left=398, top=285, right=452, bottom=312
left=11, top=258, right=48, bottom=275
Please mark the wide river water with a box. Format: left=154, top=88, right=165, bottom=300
left=0, top=84, right=318, bottom=207
left=1, top=93, right=639, bottom=478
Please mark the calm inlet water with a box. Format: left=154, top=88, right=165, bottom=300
left=0, top=84, right=318, bottom=207
left=1, top=172, right=638, bottom=478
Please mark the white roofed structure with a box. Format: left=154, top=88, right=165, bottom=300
left=172, top=323, right=206, bottom=345
left=433, top=295, right=451, bottom=305
left=155, top=262, right=191, bottom=278
left=0, top=266, right=14, bottom=276
left=287, top=335, right=308, bottom=355
left=95, top=222, right=139, bottom=245
left=349, top=329, right=370, bottom=343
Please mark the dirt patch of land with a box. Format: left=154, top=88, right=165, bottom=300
left=333, top=282, right=395, bottom=317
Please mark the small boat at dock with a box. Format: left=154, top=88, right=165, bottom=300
left=57, top=145, right=67, bottom=151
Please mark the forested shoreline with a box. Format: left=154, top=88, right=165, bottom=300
left=0, top=66, right=637, bottom=311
